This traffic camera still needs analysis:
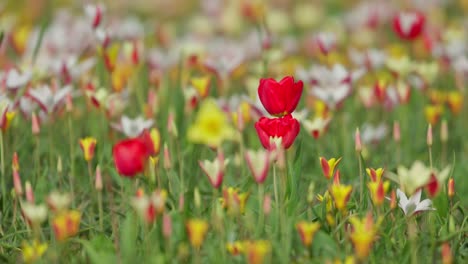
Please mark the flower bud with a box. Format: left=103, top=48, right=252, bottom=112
left=163, top=213, right=172, bottom=239
left=447, top=178, right=455, bottom=199
left=95, top=165, right=103, bottom=191
left=194, top=187, right=201, bottom=209
left=355, top=128, right=362, bottom=152
left=441, top=119, right=448, bottom=143
left=393, top=121, right=401, bottom=143
left=427, top=124, right=433, bottom=147
left=32, top=112, right=40, bottom=135
left=25, top=181, right=34, bottom=203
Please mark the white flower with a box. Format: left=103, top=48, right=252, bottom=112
left=361, top=123, right=387, bottom=144
left=302, top=64, right=352, bottom=109
left=5, top=69, right=32, bottom=90
left=396, top=188, right=435, bottom=216
left=28, top=84, right=72, bottom=113
left=21, top=202, right=48, bottom=225
left=112, top=116, right=153, bottom=138
left=397, top=161, right=432, bottom=195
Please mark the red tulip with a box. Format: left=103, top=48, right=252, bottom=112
left=258, top=76, right=303, bottom=116
left=393, top=11, right=425, bottom=41
left=254, top=114, right=300, bottom=150
left=113, top=137, right=150, bottom=177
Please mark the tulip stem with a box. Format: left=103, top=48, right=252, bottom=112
left=357, top=152, right=363, bottom=204
left=428, top=146, right=433, bottom=169
left=67, top=114, right=75, bottom=207
left=97, top=190, right=104, bottom=231
left=273, top=164, right=280, bottom=233
left=257, top=184, right=265, bottom=237
left=0, top=131, right=5, bottom=211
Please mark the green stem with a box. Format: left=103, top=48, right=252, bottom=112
left=257, top=184, right=265, bottom=237
left=97, top=191, right=104, bottom=231
left=67, top=115, right=75, bottom=207
left=358, top=152, right=363, bottom=204
left=0, top=131, right=5, bottom=211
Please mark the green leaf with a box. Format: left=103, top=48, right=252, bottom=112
left=121, top=212, right=138, bottom=263
left=77, top=239, right=116, bottom=264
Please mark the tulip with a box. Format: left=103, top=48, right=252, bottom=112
left=199, top=151, right=228, bottom=188
left=46, top=192, right=71, bottom=213
left=244, top=240, right=271, bottom=264
left=79, top=137, right=97, bottom=162
left=366, top=168, right=384, bottom=182
left=113, top=137, right=150, bottom=177
left=393, top=11, right=425, bottom=41
left=245, top=149, right=271, bottom=184
left=296, top=221, right=320, bottom=247
left=367, top=180, right=390, bottom=206
left=254, top=114, right=300, bottom=150
left=186, top=219, right=209, bottom=248
left=447, top=178, right=455, bottom=199
left=22, top=240, right=48, bottom=264
left=258, top=76, right=303, bottom=116
left=320, top=157, right=342, bottom=180
left=349, top=212, right=381, bottom=260
left=52, top=210, right=81, bottom=241
left=330, top=183, right=352, bottom=212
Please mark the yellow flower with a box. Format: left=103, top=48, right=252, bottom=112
left=52, top=210, right=81, bottom=241
left=244, top=240, right=271, bottom=264
left=190, top=76, right=211, bottom=98
left=12, top=25, right=32, bottom=54
left=79, top=137, right=97, bottom=162
left=296, top=221, right=321, bottom=247
left=186, top=219, right=209, bottom=248
left=220, top=187, right=250, bottom=215
left=226, top=241, right=245, bottom=255
left=424, top=104, right=443, bottom=125
left=187, top=99, right=235, bottom=148
left=330, top=184, right=353, bottom=211
left=349, top=213, right=382, bottom=260
left=447, top=91, right=463, bottom=115
left=319, top=157, right=342, bottom=180
left=367, top=181, right=390, bottom=206
left=22, top=239, right=48, bottom=263
left=366, top=168, right=384, bottom=182
left=1, top=111, right=16, bottom=131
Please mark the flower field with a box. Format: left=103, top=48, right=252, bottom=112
left=0, top=0, right=467, bottom=263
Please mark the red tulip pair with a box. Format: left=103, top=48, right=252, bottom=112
left=255, top=76, right=303, bottom=150
left=112, top=130, right=158, bottom=177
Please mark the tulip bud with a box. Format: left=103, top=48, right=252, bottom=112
left=13, top=170, right=23, bottom=196
left=355, top=128, right=362, bottom=152
left=162, top=213, right=172, bottom=239
left=163, top=144, right=172, bottom=169
left=167, top=110, right=178, bottom=138
left=441, top=242, right=453, bottom=264
left=194, top=187, right=201, bottom=209
left=441, top=119, right=448, bottom=143
left=95, top=165, right=103, bottom=191
left=31, top=112, right=40, bottom=135
left=307, top=182, right=315, bottom=204
left=390, top=189, right=397, bottom=209
left=178, top=194, right=185, bottom=211
left=393, top=121, right=400, bottom=143
left=447, top=178, right=455, bottom=199
left=427, top=124, right=433, bottom=147
left=263, top=195, right=271, bottom=215
left=57, top=156, right=63, bottom=174
left=25, top=181, right=34, bottom=203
